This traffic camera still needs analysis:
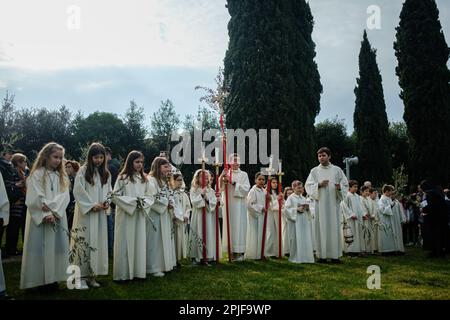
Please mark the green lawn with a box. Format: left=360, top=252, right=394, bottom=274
left=2, top=247, right=449, bottom=300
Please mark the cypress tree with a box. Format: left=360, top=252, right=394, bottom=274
left=394, top=0, right=450, bottom=186
left=353, top=31, right=392, bottom=186
left=223, top=0, right=322, bottom=183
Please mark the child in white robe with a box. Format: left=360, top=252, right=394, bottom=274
left=0, top=172, right=10, bottom=298
left=245, top=172, right=267, bottom=260
left=219, top=153, right=250, bottom=261
left=147, top=157, right=176, bottom=276
left=112, top=151, right=152, bottom=281
left=369, top=188, right=380, bottom=252
left=72, top=143, right=111, bottom=287
left=170, top=173, right=191, bottom=265
left=377, top=185, right=397, bottom=255
left=284, top=181, right=315, bottom=263
left=341, top=180, right=364, bottom=256
left=20, top=142, right=70, bottom=290
left=391, top=194, right=406, bottom=255
left=360, top=185, right=377, bottom=254
left=282, top=187, right=294, bottom=256
left=266, top=177, right=284, bottom=257
left=189, top=169, right=221, bottom=264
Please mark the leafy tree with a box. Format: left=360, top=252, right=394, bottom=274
left=150, top=99, right=180, bottom=152
left=124, top=100, right=147, bottom=151
left=14, top=106, right=74, bottom=160
left=315, top=117, right=353, bottom=170
left=72, top=111, right=129, bottom=160
left=0, top=91, right=18, bottom=146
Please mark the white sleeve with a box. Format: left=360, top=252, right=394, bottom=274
left=283, top=196, right=297, bottom=222
left=234, top=172, right=250, bottom=198
left=73, top=170, right=96, bottom=215
left=247, top=189, right=263, bottom=217
left=305, top=170, right=319, bottom=201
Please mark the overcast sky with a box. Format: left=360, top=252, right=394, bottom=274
left=1, top=0, right=449, bottom=133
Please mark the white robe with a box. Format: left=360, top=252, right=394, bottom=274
left=307, top=197, right=316, bottom=252
left=369, top=198, right=380, bottom=252
left=281, top=205, right=290, bottom=255
left=341, top=192, right=364, bottom=253
left=284, top=194, right=315, bottom=263
left=189, top=187, right=221, bottom=261
left=173, top=190, right=191, bottom=261
left=361, top=196, right=377, bottom=253
left=146, top=177, right=176, bottom=274
left=392, top=200, right=406, bottom=252
left=20, top=168, right=70, bottom=289
left=0, top=173, right=9, bottom=293
left=72, top=166, right=111, bottom=277
left=221, top=169, right=250, bottom=254
left=265, top=192, right=283, bottom=257
left=112, top=175, right=152, bottom=281
left=377, top=195, right=396, bottom=253
left=305, top=164, right=348, bottom=260
left=245, top=185, right=266, bottom=260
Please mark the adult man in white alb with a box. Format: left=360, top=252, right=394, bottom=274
left=305, top=147, right=349, bottom=263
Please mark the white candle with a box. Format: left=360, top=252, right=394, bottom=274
left=278, top=160, right=282, bottom=173
left=215, top=147, right=219, bottom=164
left=202, top=143, right=206, bottom=161
left=269, top=155, right=273, bottom=171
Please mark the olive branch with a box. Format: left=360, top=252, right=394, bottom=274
left=50, top=214, right=97, bottom=278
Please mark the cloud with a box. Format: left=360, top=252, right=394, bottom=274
left=0, top=42, right=13, bottom=62
left=76, top=80, right=115, bottom=92
left=0, top=65, right=217, bottom=120
left=0, top=0, right=229, bottom=70
left=0, top=0, right=449, bottom=133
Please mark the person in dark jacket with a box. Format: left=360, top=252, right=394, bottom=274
left=444, top=187, right=450, bottom=251
left=420, top=180, right=449, bottom=258
left=65, top=160, right=80, bottom=231
left=0, top=144, right=22, bottom=258
left=5, top=153, right=28, bottom=256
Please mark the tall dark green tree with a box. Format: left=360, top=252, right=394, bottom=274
left=394, top=0, right=450, bottom=186
left=224, top=0, right=322, bottom=183
left=353, top=31, right=392, bottom=186
left=388, top=121, right=409, bottom=174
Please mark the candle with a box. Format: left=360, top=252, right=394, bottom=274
left=215, top=147, right=219, bottom=164
left=269, top=155, right=273, bottom=171
left=201, top=143, right=206, bottom=162
left=278, top=160, right=282, bottom=173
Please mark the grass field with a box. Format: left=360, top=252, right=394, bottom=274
left=2, top=247, right=449, bottom=300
